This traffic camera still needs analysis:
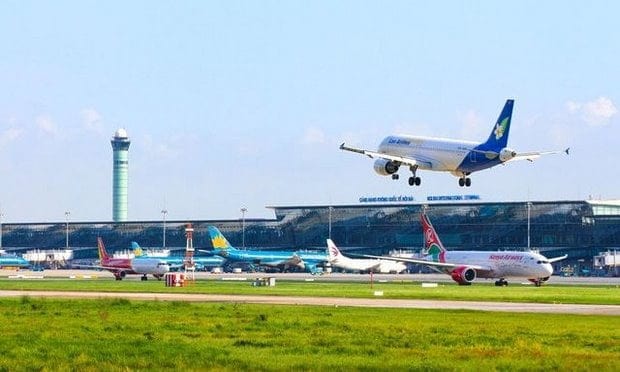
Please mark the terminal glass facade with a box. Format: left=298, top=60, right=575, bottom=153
left=2, top=200, right=620, bottom=263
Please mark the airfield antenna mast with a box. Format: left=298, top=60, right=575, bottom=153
left=0, top=208, right=3, bottom=250
left=184, top=223, right=195, bottom=281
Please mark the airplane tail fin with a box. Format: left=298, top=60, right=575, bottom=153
left=326, top=239, right=342, bottom=262
left=131, top=242, right=144, bottom=257
left=482, top=99, right=514, bottom=150
left=420, top=214, right=447, bottom=259
left=97, top=237, right=110, bottom=261
left=207, top=226, right=235, bottom=250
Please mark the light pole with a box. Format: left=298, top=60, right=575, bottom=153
left=161, top=209, right=168, bottom=249
left=328, top=206, right=334, bottom=239
left=0, top=209, right=4, bottom=250
left=527, top=202, right=532, bottom=251
left=64, top=211, right=70, bottom=249
left=240, top=207, right=247, bottom=249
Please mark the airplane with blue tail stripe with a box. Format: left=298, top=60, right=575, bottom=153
left=204, top=226, right=327, bottom=274
left=340, top=99, right=569, bottom=187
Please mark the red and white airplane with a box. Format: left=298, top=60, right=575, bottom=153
left=327, top=239, right=407, bottom=273
left=82, top=238, right=170, bottom=281
left=363, top=213, right=567, bottom=286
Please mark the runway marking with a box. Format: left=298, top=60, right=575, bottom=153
left=0, top=290, right=618, bottom=315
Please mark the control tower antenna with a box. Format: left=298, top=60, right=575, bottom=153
left=184, top=223, right=195, bottom=281
left=110, top=129, right=131, bottom=222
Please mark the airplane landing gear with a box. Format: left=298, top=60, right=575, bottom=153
left=408, top=176, right=421, bottom=186
left=391, top=174, right=399, bottom=180
left=141, top=275, right=148, bottom=281
left=408, top=165, right=421, bottom=186
left=532, top=279, right=543, bottom=287
left=494, top=279, right=508, bottom=286
left=458, top=176, right=472, bottom=187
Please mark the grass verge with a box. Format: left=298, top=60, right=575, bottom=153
left=0, top=297, right=618, bottom=371
left=0, top=278, right=618, bottom=305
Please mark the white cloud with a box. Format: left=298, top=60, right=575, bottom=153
left=302, top=127, right=327, bottom=145
left=566, top=97, right=617, bottom=126
left=0, top=127, right=22, bottom=147
left=80, top=108, right=103, bottom=134
left=36, top=114, right=58, bottom=136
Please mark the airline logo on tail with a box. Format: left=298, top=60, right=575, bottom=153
left=327, top=239, right=341, bottom=261
left=420, top=214, right=446, bottom=263
left=208, top=226, right=234, bottom=251
left=494, top=117, right=509, bottom=140
left=131, top=242, right=143, bottom=257
left=97, top=237, right=109, bottom=261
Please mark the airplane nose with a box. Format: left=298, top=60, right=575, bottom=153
left=544, top=264, right=553, bottom=276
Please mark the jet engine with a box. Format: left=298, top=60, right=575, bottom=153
left=373, top=159, right=399, bottom=176
left=114, top=271, right=127, bottom=281
left=450, top=266, right=476, bottom=285
left=499, top=148, right=517, bottom=162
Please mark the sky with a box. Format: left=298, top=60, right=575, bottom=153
left=0, top=1, right=618, bottom=223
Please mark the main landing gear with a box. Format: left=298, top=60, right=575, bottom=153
left=408, top=165, right=421, bottom=186
left=494, top=278, right=508, bottom=286
left=458, top=175, right=472, bottom=187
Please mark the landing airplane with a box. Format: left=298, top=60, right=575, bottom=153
left=340, top=99, right=569, bottom=187
left=131, top=242, right=226, bottom=271
left=205, top=226, right=326, bottom=274
left=362, top=213, right=567, bottom=286
left=327, top=239, right=407, bottom=273
left=80, top=238, right=170, bottom=281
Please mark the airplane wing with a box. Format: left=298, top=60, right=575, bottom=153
left=258, top=255, right=303, bottom=268
left=360, top=254, right=490, bottom=271
left=339, top=143, right=433, bottom=169
left=73, top=263, right=125, bottom=271
left=509, top=148, right=570, bottom=162
left=468, top=147, right=570, bottom=162
left=547, top=254, right=568, bottom=263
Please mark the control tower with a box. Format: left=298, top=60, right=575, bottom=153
left=111, top=129, right=131, bottom=222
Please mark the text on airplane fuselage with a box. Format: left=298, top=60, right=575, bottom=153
left=387, top=138, right=411, bottom=145
left=489, top=254, right=524, bottom=261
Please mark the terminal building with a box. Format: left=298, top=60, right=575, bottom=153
left=1, top=199, right=619, bottom=274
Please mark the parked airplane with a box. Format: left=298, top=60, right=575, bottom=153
left=340, top=99, right=569, bottom=187
left=205, top=226, right=326, bottom=274
left=363, top=213, right=567, bottom=286
left=80, top=238, right=170, bottom=281
left=131, top=242, right=226, bottom=271
left=0, top=252, right=30, bottom=268
left=327, top=239, right=407, bottom=273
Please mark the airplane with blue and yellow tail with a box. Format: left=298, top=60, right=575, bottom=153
left=205, top=226, right=327, bottom=274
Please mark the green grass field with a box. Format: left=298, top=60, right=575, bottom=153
left=0, top=278, right=618, bottom=305
left=1, top=278, right=618, bottom=370
left=0, top=297, right=618, bottom=371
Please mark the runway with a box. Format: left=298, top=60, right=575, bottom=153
left=0, top=289, right=618, bottom=315
left=3, top=269, right=620, bottom=286
left=1, top=270, right=618, bottom=315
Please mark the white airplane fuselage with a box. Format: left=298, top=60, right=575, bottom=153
left=430, top=250, right=554, bottom=280
left=377, top=135, right=506, bottom=175
left=328, top=240, right=407, bottom=273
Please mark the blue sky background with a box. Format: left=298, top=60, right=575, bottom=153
left=0, top=1, right=618, bottom=222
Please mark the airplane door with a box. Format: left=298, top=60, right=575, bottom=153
left=469, top=151, right=477, bottom=163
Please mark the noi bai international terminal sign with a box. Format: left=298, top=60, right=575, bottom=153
left=359, top=195, right=481, bottom=203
